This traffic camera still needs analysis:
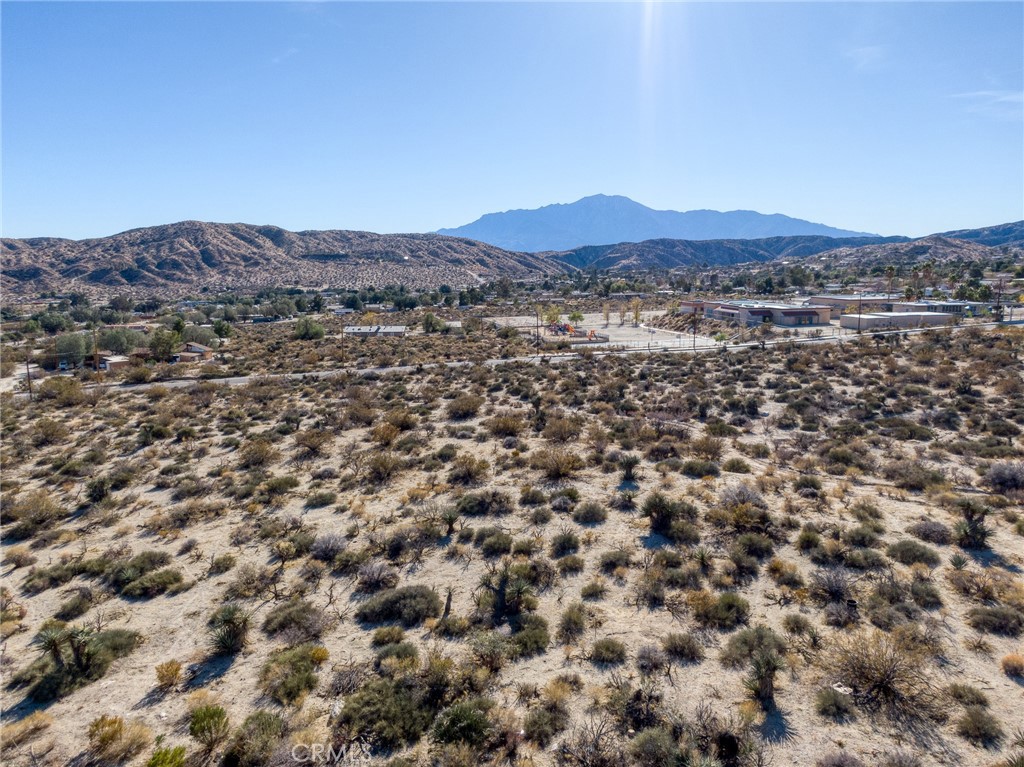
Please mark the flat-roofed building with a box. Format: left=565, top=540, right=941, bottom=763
left=807, top=294, right=900, bottom=319
left=705, top=300, right=830, bottom=327
left=343, top=325, right=407, bottom=337
left=840, top=312, right=956, bottom=331
left=890, top=300, right=989, bottom=316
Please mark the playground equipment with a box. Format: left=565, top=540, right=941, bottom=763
left=544, top=323, right=607, bottom=344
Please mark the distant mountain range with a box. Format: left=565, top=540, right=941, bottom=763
left=2, top=218, right=1020, bottom=297
left=438, top=194, right=878, bottom=252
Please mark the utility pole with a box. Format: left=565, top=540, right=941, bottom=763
left=25, top=357, right=33, bottom=401
left=92, top=328, right=99, bottom=373
left=857, top=292, right=863, bottom=335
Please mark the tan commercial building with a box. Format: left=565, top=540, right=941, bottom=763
left=705, top=300, right=831, bottom=327
left=840, top=312, right=956, bottom=331
left=807, top=294, right=900, bottom=319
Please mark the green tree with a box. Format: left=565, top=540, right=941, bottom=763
left=293, top=317, right=325, bottom=340
left=55, top=333, right=88, bottom=367
left=149, top=328, right=180, bottom=361
left=422, top=313, right=445, bottom=333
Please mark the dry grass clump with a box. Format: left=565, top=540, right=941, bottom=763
left=87, top=715, right=152, bottom=763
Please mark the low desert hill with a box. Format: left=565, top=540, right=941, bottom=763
left=0, top=222, right=563, bottom=297
left=552, top=234, right=907, bottom=271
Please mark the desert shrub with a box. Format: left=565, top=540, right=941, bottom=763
left=573, top=501, right=607, bottom=525
left=641, top=492, right=700, bottom=544
left=557, top=602, right=588, bottom=643
left=190, top=705, right=230, bottom=749
left=629, top=726, right=679, bottom=767
left=722, top=457, right=751, bottom=474
left=447, top=394, right=484, bottom=420
left=374, top=641, right=419, bottom=669
left=662, top=632, right=704, bottom=663
left=581, top=578, right=606, bottom=599
left=448, top=454, right=490, bottom=484
left=206, top=552, right=235, bottom=575
left=906, top=520, right=951, bottom=545
left=431, top=698, right=493, bottom=746
left=121, top=568, right=184, bottom=598
left=478, top=530, right=513, bottom=558
left=511, top=614, right=550, bottom=658
left=966, top=606, right=1024, bottom=636
left=956, top=706, right=1003, bottom=745
left=881, top=752, right=923, bottom=767
left=719, top=625, right=786, bottom=668
left=304, top=490, right=337, bottom=509
left=557, top=554, right=585, bottom=575
left=237, top=439, right=279, bottom=469
left=146, top=746, right=187, bottom=767
left=155, top=659, right=182, bottom=689
left=531, top=448, right=585, bottom=479
left=816, top=687, right=855, bottom=720
left=827, top=629, right=940, bottom=720
left=259, top=643, right=328, bottom=705
left=336, top=678, right=435, bottom=751
left=223, top=710, right=285, bottom=767
left=883, top=461, right=945, bottom=491
left=816, top=753, right=864, bottom=767
left=948, top=682, right=988, bottom=707
left=355, top=585, right=441, bottom=626
left=1002, top=653, right=1024, bottom=677
left=681, top=459, right=719, bottom=478
left=87, top=715, right=152, bottom=763
left=550, top=528, right=580, bottom=557
left=16, top=628, right=142, bottom=703
left=886, top=540, right=940, bottom=567
left=598, top=548, right=633, bottom=573
left=909, top=579, right=942, bottom=609
left=782, top=613, right=813, bottom=635
left=635, top=644, right=668, bottom=675
left=590, top=638, right=627, bottom=665
left=809, top=567, right=855, bottom=603
left=456, top=490, right=513, bottom=517
left=55, top=590, right=93, bottom=621
left=691, top=592, right=750, bottom=630
left=985, top=461, right=1024, bottom=494
left=522, top=702, right=569, bottom=746
left=262, top=599, right=327, bottom=642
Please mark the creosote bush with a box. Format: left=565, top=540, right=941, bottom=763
left=355, top=585, right=442, bottom=626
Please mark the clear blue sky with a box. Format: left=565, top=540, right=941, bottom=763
left=2, top=1, right=1022, bottom=240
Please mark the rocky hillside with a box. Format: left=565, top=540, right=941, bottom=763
left=0, top=222, right=564, bottom=297
left=553, top=234, right=906, bottom=271
left=802, top=235, right=1014, bottom=272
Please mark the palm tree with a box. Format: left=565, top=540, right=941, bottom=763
left=885, top=265, right=896, bottom=298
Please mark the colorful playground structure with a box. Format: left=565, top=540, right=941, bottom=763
left=544, top=323, right=607, bottom=343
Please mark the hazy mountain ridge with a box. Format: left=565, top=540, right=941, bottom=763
left=438, top=194, right=878, bottom=251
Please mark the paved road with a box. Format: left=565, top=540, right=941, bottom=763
left=10, top=320, right=1016, bottom=399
